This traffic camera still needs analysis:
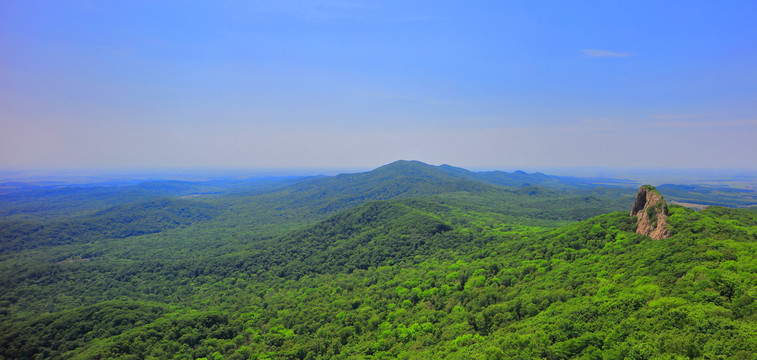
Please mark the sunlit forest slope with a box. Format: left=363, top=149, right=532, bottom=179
left=1, top=161, right=756, bottom=359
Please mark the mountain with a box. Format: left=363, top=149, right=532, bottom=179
left=0, top=160, right=635, bottom=255
left=1, top=161, right=757, bottom=359
left=256, top=160, right=498, bottom=214
left=350, top=160, right=603, bottom=190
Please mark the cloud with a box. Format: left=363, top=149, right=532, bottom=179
left=651, top=119, right=757, bottom=128
left=582, top=49, right=634, bottom=58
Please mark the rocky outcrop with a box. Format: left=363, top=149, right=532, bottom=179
left=631, top=185, right=671, bottom=240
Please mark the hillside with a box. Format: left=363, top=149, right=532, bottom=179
left=1, top=161, right=638, bottom=255
left=1, top=161, right=756, bottom=359
left=0, top=199, right=221, bottom=251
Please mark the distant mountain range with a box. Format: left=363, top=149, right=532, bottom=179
left=2, top=161, right=754, bottom=222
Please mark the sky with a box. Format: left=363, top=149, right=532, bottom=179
left=1, top=1, right=756, bottom=171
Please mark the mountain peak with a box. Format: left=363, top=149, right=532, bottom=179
left=377, top=160, right=432, bottom=169
left=366, top=161, right=586, bottom=190
left=370, top=160, right=440, bottom=176
left=631, top=185, right=671, bottom=240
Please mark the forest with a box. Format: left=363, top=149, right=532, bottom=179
left=1, top=161, right=756, bottom=359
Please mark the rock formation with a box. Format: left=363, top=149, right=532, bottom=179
left=631, top=185, right=671, bottom=240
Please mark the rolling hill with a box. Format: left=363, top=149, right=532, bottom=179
left=1, top=161, right=756, bottom=359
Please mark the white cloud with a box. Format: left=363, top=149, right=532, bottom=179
left=651, top=119, right=757, bottom=128
left=582, top=49, right=634, bottom=58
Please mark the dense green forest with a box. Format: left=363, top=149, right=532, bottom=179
left=1, top=161, right=756, bottom=359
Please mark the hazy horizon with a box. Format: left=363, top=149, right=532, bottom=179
left=3, top=161, right=757, bottom=191
left=2, top=2, right=756, bottom=170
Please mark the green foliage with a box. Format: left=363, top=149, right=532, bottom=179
left=646, top=204, right=657, bottom=217
left=2, top=162, right=757, bottom=359
left=0, top=199, right=220, bottom=251
left=0, top=301, right=168, bottom=359
left=641, top=184, right=661, bottom=194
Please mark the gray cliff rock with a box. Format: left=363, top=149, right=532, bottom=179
left=631, top=185, right=671, bottom=240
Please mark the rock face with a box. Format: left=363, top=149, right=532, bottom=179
left=631, top=185, right=671, bottom=240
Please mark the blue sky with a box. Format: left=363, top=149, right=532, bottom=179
left=1, top=1, right=756, bottom=170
